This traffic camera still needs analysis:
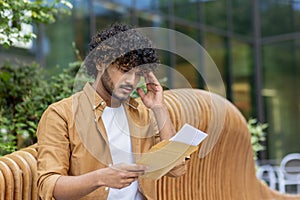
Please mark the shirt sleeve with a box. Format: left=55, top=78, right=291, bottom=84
left=37, top=104, right=71, bottom=200
left=149, top=109, right=160, bottom=144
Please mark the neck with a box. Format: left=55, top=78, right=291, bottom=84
left=92, top=80, right=121, bottom=108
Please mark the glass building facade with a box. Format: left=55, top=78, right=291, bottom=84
left=1, top=0, right=300, bottom=163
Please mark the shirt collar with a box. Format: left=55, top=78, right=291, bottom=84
left=83, top=82, right=139, bottom=111
left=83, top=82, right=106, bottom=110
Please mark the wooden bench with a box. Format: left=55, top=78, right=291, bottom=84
left=1, top=88, right=300, bottom=199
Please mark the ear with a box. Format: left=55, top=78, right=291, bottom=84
left=96, top=62, right=111, bottom=76
left=94, top=70, right=103, bottom=86
left=96, top=63, right=104, bottom=73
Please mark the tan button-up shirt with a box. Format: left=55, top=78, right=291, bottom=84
left=37, top=82, right=161, bottom=200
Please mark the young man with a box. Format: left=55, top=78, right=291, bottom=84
left=37, top=24, right=186, bottom=200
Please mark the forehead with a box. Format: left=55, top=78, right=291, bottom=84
left=114, top=63, right=152, bottom=73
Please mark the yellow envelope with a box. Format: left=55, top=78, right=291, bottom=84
left=136, top=140, right=198, bottom=180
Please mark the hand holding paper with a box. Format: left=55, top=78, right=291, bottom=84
left=136, top=123, right=207, bottom=180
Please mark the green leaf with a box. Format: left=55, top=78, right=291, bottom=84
left=27, top=121, right=37, bottom=128
left=0, top=71, right=11, bottom=82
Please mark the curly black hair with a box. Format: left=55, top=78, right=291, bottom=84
left=85, top=23, right=159, bottom=78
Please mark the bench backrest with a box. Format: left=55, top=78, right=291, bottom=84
left=1, top=88, right=299, bottom=200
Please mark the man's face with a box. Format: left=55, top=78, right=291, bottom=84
left=101, top=64, right=142, bottom=102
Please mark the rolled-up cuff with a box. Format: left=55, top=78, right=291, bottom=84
left=38, top=174, right=61, bottom=200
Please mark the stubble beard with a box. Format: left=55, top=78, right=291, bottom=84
left=101, top=69, right=129, bottom=102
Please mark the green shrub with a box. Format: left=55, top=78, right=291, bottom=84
left=247, top=118, right=268, bottom=160
left=0, top=0, right=72, bottom=47
left=0, top=61, right=79, bottom=155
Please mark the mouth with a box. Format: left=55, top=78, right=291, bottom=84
left=120, top=85, right=134, bottom=94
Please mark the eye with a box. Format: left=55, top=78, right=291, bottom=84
left=119, top=67, right=130, bottom=73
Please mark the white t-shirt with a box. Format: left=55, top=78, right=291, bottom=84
left=101, top=105, right=143, bottom=200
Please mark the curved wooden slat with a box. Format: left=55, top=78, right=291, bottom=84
left=0, top=160, right=14, bottom=200
left=157, top=88, right=300, bottom=200
left=0, top=169, right=5, bottom=200
left=0, top=157, right=23, bottom=200
left=14, top=150, right=38, bottom=200
left=8, top=153, right=32, bottom=200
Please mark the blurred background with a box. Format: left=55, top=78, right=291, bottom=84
left=0, top=0, right=299, bottom=172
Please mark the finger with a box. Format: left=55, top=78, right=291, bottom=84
left=127, top=164, right=148, bottom=178
left=126, top=172, right=141, bottom=180
left=120, top=179, right=134, bottom=188
left=125, top=164, right=148, bottom=172
left=113, top=163, right=147, bottom=172
left=114, top=182, right=132, bottom=189
left=127, top=168, right=146, bottom=173
left=126, top=177, right=137, bottom=184
left=137, top=87, right=145, bottom=99
left=144, top=71, right=159, bottom=84
left=128, top=170, right=146, bottom=178
left=126, top=171, right=145, bottom=178
left=146, top=83, right=160, bottom=92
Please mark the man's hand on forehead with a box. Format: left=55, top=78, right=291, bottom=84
left=136, top=71, right=163, bottom=109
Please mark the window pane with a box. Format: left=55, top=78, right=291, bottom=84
left=175, top=54, right=199, bottom=89
left=204, top=1, right=227, bottom=30
left=44, top=15, right=75, bottom=73
left=174, top=0, right=199, bottom=22
left=232, top=0, right=253, bottom=36
left=231, top=39, right=253, bottom=118
left=204, top=33, right=226, bottom=82
left=73, top=0, right=93, bottom=59
left=260, top=1, right=299, bottom=37
left=294, top=2, right=300, bottom=31
left=94, top=1, right=131, bottom=29
left=262, top=40, right=300, bottom=160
